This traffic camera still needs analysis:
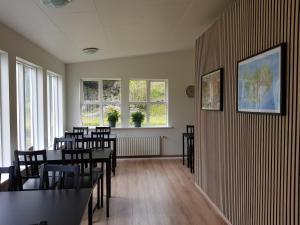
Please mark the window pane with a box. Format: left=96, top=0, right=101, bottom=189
left=129, top=103, right=147, bottom=125
left=150, top=81, right=166, bottom=102
left=103, top=80, right=121, bottom=102
left=129, top=80, right=147, bottom=102
left=48, top=73, right=61, bottom=146
left=24, top=66, right=33, bottom=149
left=102, top=104, right=121, bottom=126
left=83, top=81, right=99, bottom=101
left=81, top=104, right=100, bottom=126
left=149, top=104, right=167, bottom=126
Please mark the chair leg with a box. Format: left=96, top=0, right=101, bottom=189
left=101, top=176, right=103, bottom=208
left=97, top=178, right=100, bottom=209
left=88, top=193, right=93, bottom=225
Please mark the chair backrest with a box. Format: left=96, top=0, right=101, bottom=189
left=65, top=132, right=84, bottom=149
left=62, top=149, right=93, bottom=177
left=73, top=127, right=89, bottom=135
left=186, top=125, right=194, bottom=134
left=39, top=164, right=80, bottom=190
left=65, top=132, right=84, bottom=139
left=84, top=137, right=102, bottom=150
left=0, top=166, right=15, bottom=191
left=53, top=137, right=75, bottom=150
left=14, top=150, right=47, bottom=190
left=95, top=126, right=111, bottom=134
left=91, top=131, right=111, bottom=148
left=14, top=150, right=47, bottom=179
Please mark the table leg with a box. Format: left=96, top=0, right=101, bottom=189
left=182, top=134, right=185, bottom=165
left=106, top=157, right=111, bottom=217
left=112, top=139, right=116, bottom=176
left=106, top=157, right=111, bottom=198
left=88, top=193, right=93, bottom=225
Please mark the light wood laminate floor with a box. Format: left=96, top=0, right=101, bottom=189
left=82, top=159, right=228, bottom=225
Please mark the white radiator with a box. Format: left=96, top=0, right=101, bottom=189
left=117, top=136, right=161, bottom=157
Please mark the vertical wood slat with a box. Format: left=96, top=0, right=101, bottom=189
left=194, top=0, right=300, bottom=225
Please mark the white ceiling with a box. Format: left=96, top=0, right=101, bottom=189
left=0, top=0, right=234, bottom=63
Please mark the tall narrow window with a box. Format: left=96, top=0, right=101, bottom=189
left=47, top=71, right=63, bottom=146
left=0, top=51, right=10, bottom=166
left=0, top=53, right=3, bottom=165
left=129, top=79, right=168, bottom=126
left=80, top=79, right=121, bottom=126
left=16, top=60, right=40, bottom=150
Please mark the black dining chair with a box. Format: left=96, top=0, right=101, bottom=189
left=91, top=131, right=111, bottom=149
left=39, top=164, right=80, bottom=190
left=73, top=127, right=89, bottom=135
left=53, top=137, right=75, bottom=150
left=187, top=136, right=194, bottom=173
left=14, top=150, right=47, bottom=191
left=62, top=149, right=104, bottom=209
left=186, top=125, right=194, bottom=134
left=0, top=166, right=15, bottom=191
left=65, top=132, right=84, bottom=149
left=95, top=126, right=111, bottom=134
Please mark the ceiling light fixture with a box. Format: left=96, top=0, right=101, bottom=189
left=41, top=0, right=73, bottom=8
left=82, top=48, right=99, bottom=55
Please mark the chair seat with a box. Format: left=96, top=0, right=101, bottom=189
left=22, top=178, right=40, bottom=190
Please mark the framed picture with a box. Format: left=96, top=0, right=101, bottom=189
left=237, top=44, right=286, bottom=114
left=201, top=69, right=223, bottom=111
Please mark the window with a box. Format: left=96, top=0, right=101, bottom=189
left=0, top=51, right=10, bottom=167
left=80, top=79, right=121, bottom=126
left=47, top=71, right=63, bottom=146
left=129, top=80, right=168, bottom=126
left=16, top=60, right=42, bottom=150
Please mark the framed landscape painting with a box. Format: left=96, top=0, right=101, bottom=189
left=237, top=44, right=285, bottom=114
left=201, top=69, right=223, bottom=111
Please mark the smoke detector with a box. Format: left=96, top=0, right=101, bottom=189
left=41, top=0, right=73, bottom=8
left=82, top=48, right=99, bottom=55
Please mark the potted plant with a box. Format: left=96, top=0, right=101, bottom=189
left=107, top=107, right=120, bottom=127
left=131, top=111, right=145, bottom=127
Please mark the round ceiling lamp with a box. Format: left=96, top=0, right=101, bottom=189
left=41, top=0, right=73, bottom=8
left=82, top=48, right=99, bottom=55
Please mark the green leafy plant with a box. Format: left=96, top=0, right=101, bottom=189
left=107, top=107, right=120, bottom=127
left=131, top=111, right=145, bottom=127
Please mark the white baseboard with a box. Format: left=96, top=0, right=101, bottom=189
left=194, top=183, right=232, bottom=225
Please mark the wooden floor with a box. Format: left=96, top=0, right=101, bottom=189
left=82, top=159, right=228, bottom=225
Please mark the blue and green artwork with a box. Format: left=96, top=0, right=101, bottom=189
left=237, top=46, right=283, bottom=113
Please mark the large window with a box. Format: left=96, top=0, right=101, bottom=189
left=47, top=71, right=63, bottom=146
left=16, top=60, right=41, bottom=150
left=80, top=79, right=121, bottom=126
left=129, top=80, right=168, bottom=126
left=0, top=51, right=9, bottom=166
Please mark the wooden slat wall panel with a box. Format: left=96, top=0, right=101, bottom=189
left=194, top=0, right=300, bottom=224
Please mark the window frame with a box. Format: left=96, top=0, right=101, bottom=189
left=47, top=71, right=63, bottom=147
left=129, top=79, right=169, bottom=127
left=80, top=78, right=121, bottom=127
left=16, top=59, right=42, bottom=150
left=0, top=53, right=3, bottom=165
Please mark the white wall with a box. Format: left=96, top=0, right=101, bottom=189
left=66, top=50, right=195, bottom=156
left=0, top=22, right=65, bottom=164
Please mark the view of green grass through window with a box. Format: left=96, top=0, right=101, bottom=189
left=81, top=80, right=121, bottom=126
left=129, top=80, right=167, bottom=126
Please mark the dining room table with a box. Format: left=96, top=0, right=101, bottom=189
left=0, top=188, right=93, bottom=225
left=16, top=149, right=113, bottom=217
left=81, top=134, right=117, bottom=176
